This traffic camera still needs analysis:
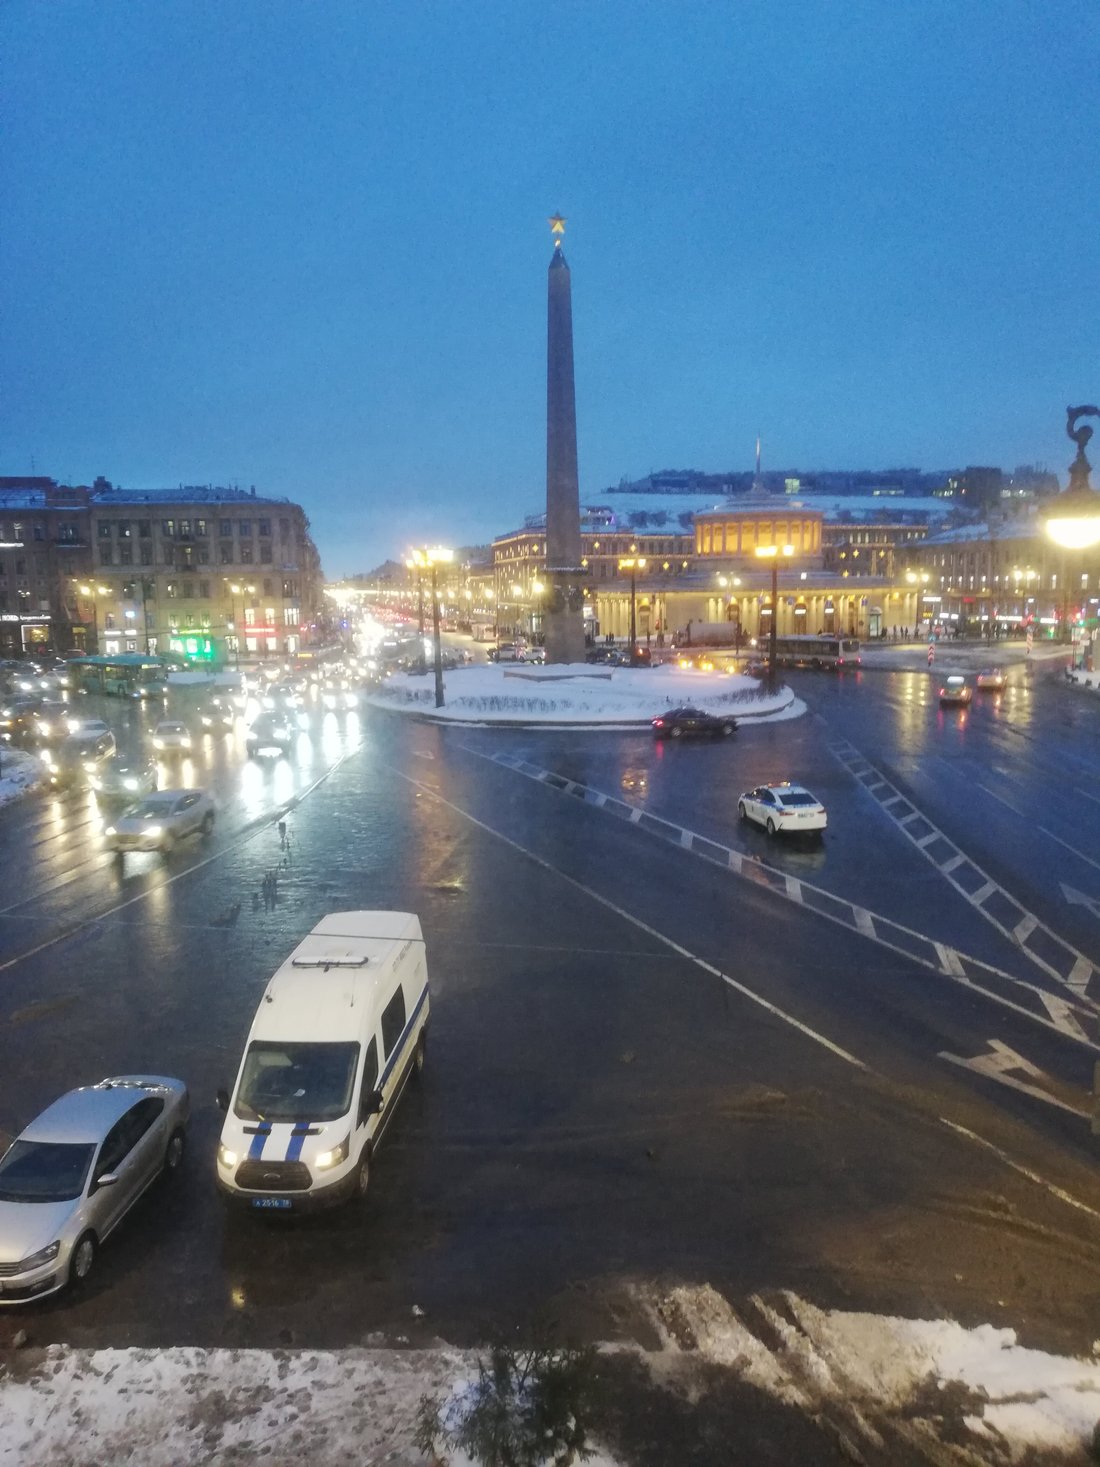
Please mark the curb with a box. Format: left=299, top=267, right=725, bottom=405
left=363, top=686, right=797, bottom=730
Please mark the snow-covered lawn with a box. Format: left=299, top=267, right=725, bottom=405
left=368, top=661, right=803, bottom=726
left=3, top=1286, right=1098, bottom=1464
left=0, top=747, right=42, bottom=809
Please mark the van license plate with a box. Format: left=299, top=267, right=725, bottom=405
left=251, top=1197, right=292, bottom=1210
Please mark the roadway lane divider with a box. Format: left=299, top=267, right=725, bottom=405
left=477, top=749, right=1100, bottom=1053
left=826, top=735, right=1099, bottom=1003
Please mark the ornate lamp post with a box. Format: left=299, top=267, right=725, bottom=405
left=755, top=545, right=794, bottom=693
left=77, top=582, right=111, bottom=654
left=226, top=580, right=256, bottom=668
left=618, top=556, right=647, bottom=663
left=410, top=547, right=453, bottom=707
left=1044, top=406, right=1100, bottom=647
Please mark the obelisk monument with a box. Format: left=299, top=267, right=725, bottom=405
left=543, top=213, right=586, bottom=664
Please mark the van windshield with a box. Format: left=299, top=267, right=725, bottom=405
left=234, top=1041, right=360, bottom=1123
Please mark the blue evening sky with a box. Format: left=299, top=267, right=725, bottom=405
left=3, top=2, right=1098, bottom=575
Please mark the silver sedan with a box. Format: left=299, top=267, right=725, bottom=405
left=104, top=788, right=215, bottom=853
left=0, top=1076, right=190, bottom=1304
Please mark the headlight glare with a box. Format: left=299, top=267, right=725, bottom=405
left=218, top=1145, right=238, bottom=1169
left=314, top=1137, right=349, bottom=1170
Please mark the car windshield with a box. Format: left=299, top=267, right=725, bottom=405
left=779, top=792, right=818, bottom=808
left=234, top=1041, right=360, bottom=1123
left=0, top=1140, right=96, bottom=1202
left=125, top=797, right=175, bottom=820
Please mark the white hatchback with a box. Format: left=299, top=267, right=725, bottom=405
left=738, top=782, right=827, bottom=836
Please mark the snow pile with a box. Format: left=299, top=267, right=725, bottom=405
left=0, top=747, right=42, bottom=809
left=0, top=1343, right=624, bottom=1467
left=369, top=662, right=800, bottom=725
left=644, top=1283, right=1100, bottom=1462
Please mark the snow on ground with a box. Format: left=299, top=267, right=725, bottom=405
left=367, top=661, right=802, bottom=726
left=643, top=1284, right=1100, bottom=1464
left=0, top=1343, right=622, bottom=1467
left=3, top=1288, right=1099, bottom=1464
left=0, top=747, right=41, bottom=809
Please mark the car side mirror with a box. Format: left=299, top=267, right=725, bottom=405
left=96, top=1172, right=119, bottom=1188
left=215, top=1087, right=229, bottom=1112
left=359, top=1089, right=383, bottom=1121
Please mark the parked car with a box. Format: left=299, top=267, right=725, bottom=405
left=487, top=643, right=528, bottom=663
left=652, top=706, right=738, bottom=739
left=89, top=754, right=159, bottom=801
left=245, top=712, right=297, bottom=758
left=938, top=675, right=973, bottom=706
left=738, top=782, right=828, bottom=836
left=975, top=667, right=1006, bottom=691
left=40, top=730, right=117, bottom=788
left=151, top=720, right=192, bottom=753
left=103, top=789, right=215, bottom=853
left=0, top=1076, right=189, bottom=1303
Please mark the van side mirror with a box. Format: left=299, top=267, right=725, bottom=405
left=360, top=1089, right=383, bottom=1120
left=96, top=1172, right=119, bottom=1188
left=215, top=1088, right=229, bottom=1112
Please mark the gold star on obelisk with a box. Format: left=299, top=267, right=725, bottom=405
left=548, top=212, right=566, bottom=247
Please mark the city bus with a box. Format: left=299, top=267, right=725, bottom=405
left=769, top=635, right=861, bottom=669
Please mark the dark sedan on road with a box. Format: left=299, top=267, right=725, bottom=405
left=246, top=712, right=297, bottom=758
left=652, top=706, right=738, bottom=739
left=89, top=754, right=159, bottom=802
left=0, top=1076, right=189, bottom=1304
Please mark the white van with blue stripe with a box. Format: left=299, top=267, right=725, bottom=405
left=215, top=911, right=429, bottom=1212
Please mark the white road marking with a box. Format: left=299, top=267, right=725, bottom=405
left=939, top=1118, right=1100, bottom=1222
left=975, top=782, right=1027, bottom=816
left=1044, top=828, right=1100, bottom=874
left=829, top=737, right=1099, bottom=999
left=938, top=1040, right=1088, bottom=1117
left=476, top=746, right=1100, bottom=1051
left=399, top=764, right=1100, bottom=1223
left=1061, top=882, right=1100, bottom=919
left=0, top=745, right=363, bottom=976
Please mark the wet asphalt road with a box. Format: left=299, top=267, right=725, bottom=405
left=0, top=665, right=1099, bottom=1357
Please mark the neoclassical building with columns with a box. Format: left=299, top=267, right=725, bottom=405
left=593, top=495, right=923, bottom=645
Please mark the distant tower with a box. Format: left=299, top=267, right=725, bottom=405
left=754, top=435, right=762, bottom=490
left=543, top=213, right=586, bottom=664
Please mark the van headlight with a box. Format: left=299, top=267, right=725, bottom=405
left=218, top=1145, right=239, bottom=1169
left=18, top=1240, right=61, bottom=1272
left=314, top=1137, right=349, bottom=1170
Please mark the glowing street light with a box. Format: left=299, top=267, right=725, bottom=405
left=409, top=546, right=453, bottom=707
left=619, top=556, right=647, bottom=664
left=755, top=545, right=794, bottom=693
left=1044, top=407, right=1100, bottom=645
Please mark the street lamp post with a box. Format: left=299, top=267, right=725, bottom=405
left=405, top=558, right=426, bottom=636
left=78, top=582, right=111, bottom=654
left=1044, top=407, right=1100, bottom=651
left=755, top=545, right=794, bottom=693
left=618, top=556, right=647, bottom=663
left=227, top=581, right=256, bottom=668
left=410, top=547, right=453, bottom=708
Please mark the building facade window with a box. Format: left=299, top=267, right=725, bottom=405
left=220, top=519, right=233, bottom=537
left=220, top=544, right=233, bottom=564
left=140, top=543, right=153, bottom=565
left=258, top=518, right=271, bottom=537
left=240, top=545, right=254, bottom=563
left=162, top=519, right=176, bottom=537
left=98, top=522, right=112, bottom=538
left=99, top=545, right=114, bottom=565
left=260, top=544, right=272, bottom=563
left=238, top=520, right=251, bottom=537
left=138, top=519, right=151, bottom=538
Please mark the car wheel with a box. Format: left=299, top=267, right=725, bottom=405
left=669, top=725, right=683, bottom=738
left=766, top=817, right=777, bottom=836
left=738, top=801, right=748, bottom=821
left=69, top=1232, right=97, bottom=1287
left=163, top=1127, right=186, bottom=1176
left=412, top=1031, right=427, bottom=1080
left=355, top=1151, right=371, bottom=1201
left=720, top=723, right=734, bottom=737
left=201, top=811, right=215, bottom=837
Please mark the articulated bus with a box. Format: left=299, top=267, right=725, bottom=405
left=770, top=635, right=861, bottom=669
